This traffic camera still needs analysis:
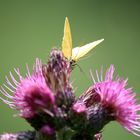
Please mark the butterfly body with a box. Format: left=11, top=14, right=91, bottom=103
left=70, top=59, right=76, bottom=69
left=62, top=17, right=104, bottom=68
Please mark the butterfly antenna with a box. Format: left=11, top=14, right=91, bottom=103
left=76, top=63, right=83, bottom=72
left=76, top=63, right=91, bottom=81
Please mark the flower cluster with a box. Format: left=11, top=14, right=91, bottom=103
left=1, top=50, right=140, bottom=139
left=0, top=18, right=140, bottom=140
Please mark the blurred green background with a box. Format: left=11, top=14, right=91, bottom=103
left=0, top=0, right=140, bottom=139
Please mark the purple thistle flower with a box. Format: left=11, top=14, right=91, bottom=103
left=72, top=101, right=86, bottom=114
left=0, top=133, right=17, bottom=140
left=40, top=124, right=55, bottom=136
left=84, top=65, right=140, bottom=137
left=0, top=59, right=55, bottom=118
left=94, top=133, right=102, bottom=140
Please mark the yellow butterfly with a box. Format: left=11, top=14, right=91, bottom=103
left=62, top=17, right=104, bottom=67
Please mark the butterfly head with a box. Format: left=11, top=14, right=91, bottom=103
left=70, top=59, right=76, bottom=70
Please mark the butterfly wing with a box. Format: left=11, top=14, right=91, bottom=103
left=72, top=39, right=104, bottom=61
left=61, top=17, right=72, bottom=60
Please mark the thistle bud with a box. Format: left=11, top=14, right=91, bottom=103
left=42, top=49, right=75, bottom=107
